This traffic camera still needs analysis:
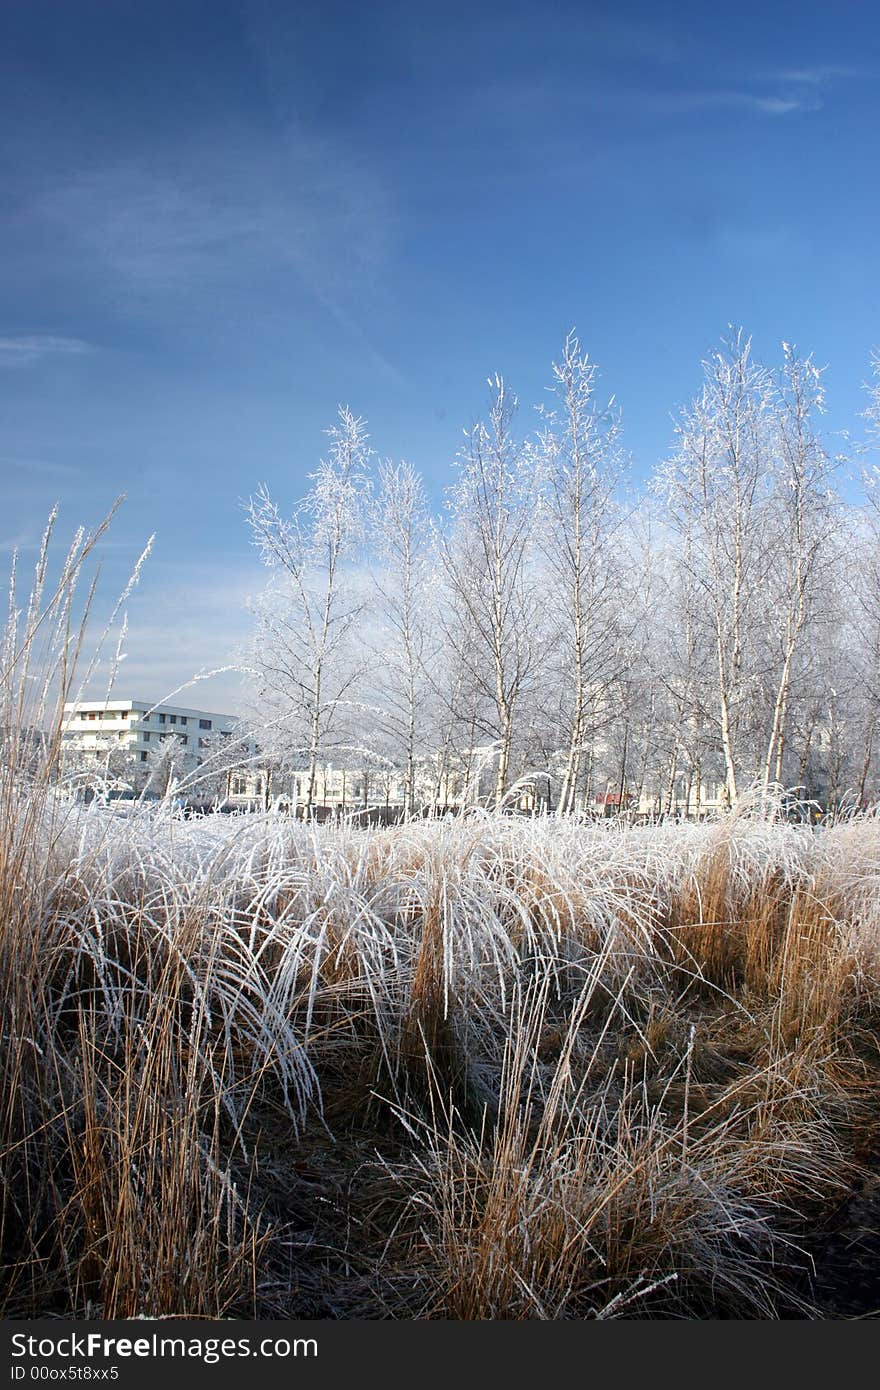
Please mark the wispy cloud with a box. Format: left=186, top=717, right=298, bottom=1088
left=26, top=128, right=393, bottom=300
left=762, top=64, right=866, bottom=85
left=686, top=90, right=819, bottom=116
left=17, top=122, right=406, bottom=383
left=479, top=78, right=822, bottom=124
left=0, top=334, right=92, bottom=367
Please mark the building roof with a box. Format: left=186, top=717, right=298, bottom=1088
left=62, top=698, right=239, bottom=721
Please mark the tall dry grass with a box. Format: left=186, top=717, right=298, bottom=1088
left=2, top=516, right=880, bottom=1317
left=0, top=512, right=286, bottom=1316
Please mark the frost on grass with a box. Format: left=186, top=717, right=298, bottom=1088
left=3, top=795, right=879, bottom=1317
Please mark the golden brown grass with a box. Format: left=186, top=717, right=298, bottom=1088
left=2, top=518, right=880, bottom=1318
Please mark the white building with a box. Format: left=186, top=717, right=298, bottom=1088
left=60, top=698, right=254, bottom=790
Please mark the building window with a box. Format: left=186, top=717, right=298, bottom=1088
left=143, top=732, right=150, bottom=743
left=199, top=719, right=212, bottom=730
left=231, top=776, right=247, bottom=796
left=140, top=752, right=148, bottom=762
left=180, top=716, right=187, bottom=725
left=142, top=714, right=150, bottom=723
left=158, top=713, right=166, bottom=724
left=170, top=715, right=177, bottom=724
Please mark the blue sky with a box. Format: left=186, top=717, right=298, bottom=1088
left=2, top=0, right=879, bottom=711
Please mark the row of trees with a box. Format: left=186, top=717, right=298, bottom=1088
left=242, top=331, right=880, bottom=816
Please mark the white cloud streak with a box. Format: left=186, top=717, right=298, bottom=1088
left=761, top=64, right=867, bottom=85
left=20, top=122, right=405, bottom=382
left=0, top=334, right=92, bottom=367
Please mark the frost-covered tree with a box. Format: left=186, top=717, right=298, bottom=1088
left=655, top=333, right=842, bottom=806
left=430, top=601, right=486, bottom=808
left=759, top=346, right=839, bottom=790
left=532, top=332, right=627, bottom=813
left=191, top=727, right=252, bottom=803
left=366, top=459, right=438, bottom=815
left=61, top=737, right=141, bottom=795
left=644, top=520, right=718, bottom=813
left=657, top=333, right=777, bottom=803
left=144, top=736, right=192, bottom=798
left=442, top=377, right=542, bottom=804
left=234, top=334, right=880, bottom=818
left=839, top=357, right=880, bottom=804
left=247, top=407, right=372, bottom=809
